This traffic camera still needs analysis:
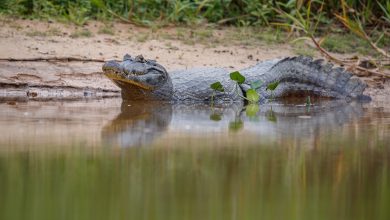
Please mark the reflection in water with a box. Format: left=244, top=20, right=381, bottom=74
left=0, top=99, right=389, bottom=220
left=102, top=100, right=367, bottom=148
left=101, top=101, right=173, bottom=147
left=0, top=138, right=389, bottom=220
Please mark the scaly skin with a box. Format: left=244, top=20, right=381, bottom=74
left=102, top=54, right=370, bottom=102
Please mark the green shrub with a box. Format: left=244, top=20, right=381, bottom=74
left=0, top=0, right=388, bottom=28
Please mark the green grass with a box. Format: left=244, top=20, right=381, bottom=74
left=292, top=41, right=317, bottom=57
left=321, top=34, right=371, bottom=55
left=134, top=32, right=150, bottom=43
left=0, top=0, right=388, bottom=29
left=70, top=29, right=93, bottom=38
left=98, top=25, right=114, bottom=35
left=153, top=26, right=286, bottom=47
left=0, top=0, right=388, bottom=59
left=26, top=27, right=62, bottom=37
left=254, top=28, right=285, bottom=44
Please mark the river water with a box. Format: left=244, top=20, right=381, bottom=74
left=0, top=99, right=389, bottom=220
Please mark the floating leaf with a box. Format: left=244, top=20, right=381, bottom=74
left=210, top=81, right=224, bottom=92
left=246, top=104, right=259, bottom=117
left=266, top=81, right=279, bottom=91
left=246, top=89, right=260, bottom=103
left=250, top=80, right=263, bottom=89
left=230, top=71, right=245, bottom=84
left=210, top=113, right=222, bottom=121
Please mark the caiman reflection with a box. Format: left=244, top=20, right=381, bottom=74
left=101, top=101, right=173, bottom=147
left=101, top=100, right=365, bottom=148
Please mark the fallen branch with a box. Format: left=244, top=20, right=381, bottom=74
left=0, top=57, right=107, bottom=62
left=310, top=36, right=390, bottom=78
left=334, top=13, right=390, bottom=59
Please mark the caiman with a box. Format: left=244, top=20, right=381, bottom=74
left=102, top=54, right=370, bottom=102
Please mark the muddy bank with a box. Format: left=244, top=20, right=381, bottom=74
left=0, top=61, right=119, bottom=101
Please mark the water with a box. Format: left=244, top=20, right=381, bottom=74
left=0, top=99, right=389, bottom=220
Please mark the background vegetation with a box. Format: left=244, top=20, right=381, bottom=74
left=0, top=0, right=388, bottom=75
left=0, top=0, right=389, bottom=29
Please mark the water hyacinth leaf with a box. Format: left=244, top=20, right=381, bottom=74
left=246, top=104, right=259, bottom=117
left=210, top=81, right=224, bottom=92
left=250, top=80, right=263, bottom=89
left=230, top=71, right=245, bottom=84
left=246, top=89, right=260, bottom=103
left=266, top=81, right=279, bottom=91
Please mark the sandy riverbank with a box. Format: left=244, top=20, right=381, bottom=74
left=0, top=18, right=388, bottom=105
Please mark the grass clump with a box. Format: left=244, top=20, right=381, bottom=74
left=255, top=28, right=285, bottom=44
left=321, top=34, right=371, bottom=55
left=70, top=29, right=93, bottom=38
left=26, top=30, right=48, bottom=37
left=98, top=25, right=114, bottom=35
left=26, top=27, right=62, bottom=37
left=291, top=41, right=316, bottom=57
left=135, top=32, right=150, bottom=43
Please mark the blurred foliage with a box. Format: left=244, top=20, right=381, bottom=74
left=0, top=0, right=389, bottom=28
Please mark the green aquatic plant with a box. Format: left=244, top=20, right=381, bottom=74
left=306, top=96, right=311, bottom=106
left=246, top=89, right=260, bottom=103
left=229, top=71, right=245, bottom=84
left=229, top=71, right=260, bottom=103
left=209, top=71, right=280, bottom=105
left=229, top=120, right=243, bottom=132
left=266, top=109, right=277, bottom=123
left=245, top=104, right=260, bottom=118
left=306, top=95, right=312, bottom=112
left=209, top=113, right=222, bottom=121
left=266, top=81, right=279, bottom=100
left=210, top=71, right=262, bottom=105
left=250, top=80, right=263, bottom=90
left=209, top=81, right=224, bottom=106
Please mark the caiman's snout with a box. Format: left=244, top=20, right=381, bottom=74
left=102, top=54, right=170, bottom=92
left=102, top=60, right=122, bottom=74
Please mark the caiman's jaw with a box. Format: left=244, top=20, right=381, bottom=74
left=103, top=61, right=153, bottom=90
left=102, top=55, right=169, bottom=92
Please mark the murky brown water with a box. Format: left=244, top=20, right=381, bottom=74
left=0, top=99, right=389, bottom=220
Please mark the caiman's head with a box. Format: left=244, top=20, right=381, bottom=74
left=103, top=54, right=172, bottom=100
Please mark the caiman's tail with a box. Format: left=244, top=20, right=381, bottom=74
left=254, top=56, right=370, bottom=101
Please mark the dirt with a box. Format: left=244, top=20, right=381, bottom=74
left=0, top=18, right=388, bottom=104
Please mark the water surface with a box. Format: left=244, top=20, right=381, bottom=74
left=0, top=99, right=389, bottom=220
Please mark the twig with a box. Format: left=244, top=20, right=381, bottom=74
left=0, top=57, right=107, bottom=62
left=217, top=14, right=250, bottom=25
left=106, top=9, right=146, bottom=27
left=362, top=31, right=390, bottom=59
left=334, top=13, right=390, bottom=59
left=310, top=36, right=390, bottom=78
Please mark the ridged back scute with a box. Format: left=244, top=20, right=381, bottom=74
left=254, top=56, right=368, bottom=100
